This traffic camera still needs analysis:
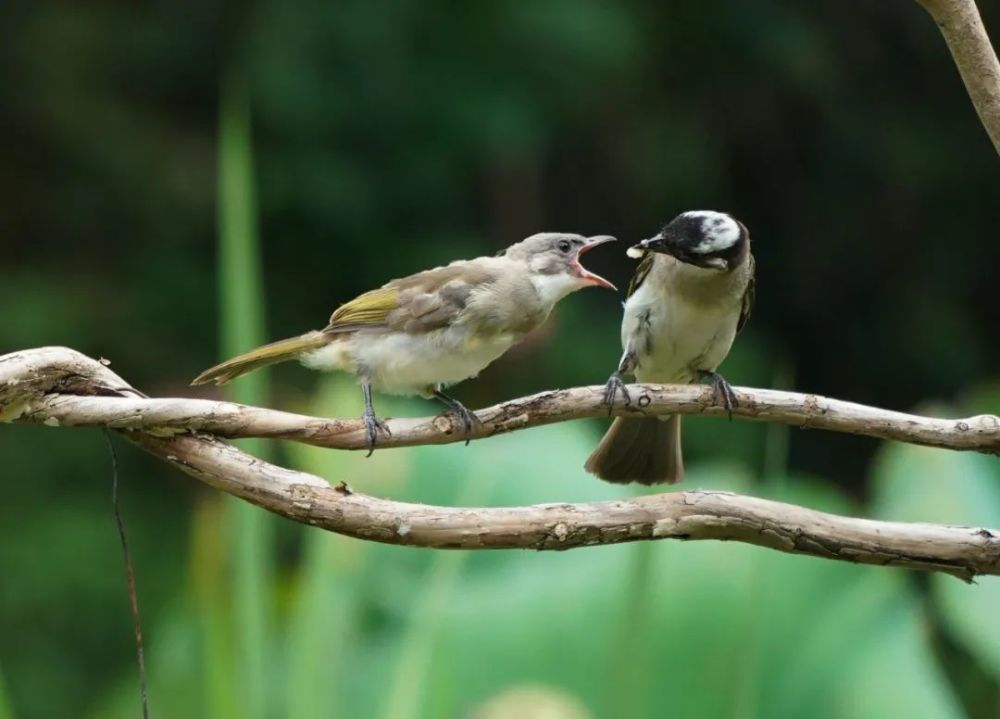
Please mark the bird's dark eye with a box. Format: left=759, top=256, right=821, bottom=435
left=557, top=240, right=572, bottom=253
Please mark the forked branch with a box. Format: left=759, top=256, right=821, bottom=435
left=2, top=347, right=999, bottom=580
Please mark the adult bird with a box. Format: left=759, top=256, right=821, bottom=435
left=193, top=233, right=616, bottom=453
left=585, top=210, right=754, bottom=484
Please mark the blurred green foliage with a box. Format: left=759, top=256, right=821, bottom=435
left=2, top=1, right=999, bottom=717
left=217, top=60, right=273, bottom=719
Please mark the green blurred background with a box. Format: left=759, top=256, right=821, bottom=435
left=2, top=1, right=999, bottom=717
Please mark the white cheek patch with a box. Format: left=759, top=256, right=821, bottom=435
left=531, top=271, right=583, bottom=305
left=682, top=210, right=741, bottom=253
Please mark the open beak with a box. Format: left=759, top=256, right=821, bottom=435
left=575, top=235, right=617, bottom=290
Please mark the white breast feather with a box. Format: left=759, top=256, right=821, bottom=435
left=622, top=260, right=742, bottom=384
left=301, top=327, right=517, bottom=396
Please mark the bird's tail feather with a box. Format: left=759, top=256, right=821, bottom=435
left=584, top=415, right=683, bottom=485
left=191, top=331, right=329, bottom=386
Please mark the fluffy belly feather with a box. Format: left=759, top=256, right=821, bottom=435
left=624, top=286, right=739, bottom=385
left=301, top=327, right=517, bottom=396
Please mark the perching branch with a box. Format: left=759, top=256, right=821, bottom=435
left=8, top=349, right=1000, bottom=456
left=916, top=0, right=1000, bottom=154
left=2, top=346, right=999, bottom=580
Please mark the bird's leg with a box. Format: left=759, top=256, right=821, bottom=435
left=603, top=374, right=630, bottom=415
left=698, top=370, right=738, bottom=420
left=432, top=390, right=481, bottom=445
left=361, top=381, right=391, bottom=457
left=603, top=350, right=637, bottom=415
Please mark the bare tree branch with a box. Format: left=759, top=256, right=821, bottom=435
left=916, top=0, right=1000, bottom=153
left=127, top=432, right=999, bottom=581
left=6, top=348, right=1000, bottom=456
left=2, top=346, right=999, bottom=580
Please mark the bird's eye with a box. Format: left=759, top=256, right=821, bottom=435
left=557, top=240, right=572, bottom=253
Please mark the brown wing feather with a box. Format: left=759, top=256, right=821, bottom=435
left=736, top=254, right=755, bottom=333
left=324, top=262, right=498, bottom=335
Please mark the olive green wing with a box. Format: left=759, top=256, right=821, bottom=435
left=324, top=262, right=497, bottom=335
left=325, top=287, right=401, bottom=333
left=736, top=254, right=755, bottom=333
left=626, top=253, right=654, bottom=298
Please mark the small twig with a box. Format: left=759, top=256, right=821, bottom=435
left=915, top=0, right=1000, bottom=154
left=104, top=431, right=149, bottom=719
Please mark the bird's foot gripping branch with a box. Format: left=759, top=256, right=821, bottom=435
left=2, top=346, right=1000, bottom=581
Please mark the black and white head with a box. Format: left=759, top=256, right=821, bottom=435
left=627, top=211, right=749, bottom=270
left=504, top=233, right=617, bottom=297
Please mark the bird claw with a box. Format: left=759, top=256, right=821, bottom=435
left=603, top=372, right=631, bottom=415
left=701, top=371, right=738, bottom=420
left=450, top=402, right=482, bottom=446
left=432, top=391, right=481, bottom=446
left=363, top=412, right=391, bottom=457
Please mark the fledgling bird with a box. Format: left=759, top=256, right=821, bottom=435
left=193, top=233, right=616, bottom=453
left=584, top=210, right=755, bottom=485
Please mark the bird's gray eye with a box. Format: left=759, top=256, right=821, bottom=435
left=557, top=240, right=572, bottom=253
